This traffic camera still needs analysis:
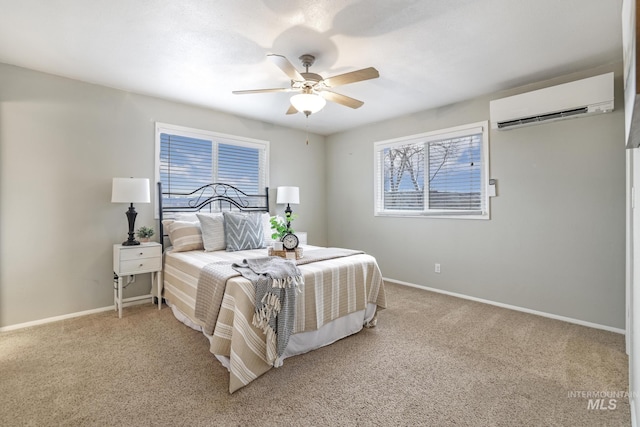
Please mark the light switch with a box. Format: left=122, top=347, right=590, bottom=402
left=489, top=179, right=497, bottom=197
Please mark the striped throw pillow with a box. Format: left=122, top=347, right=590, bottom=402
left=162, top=220, right=203, bottom=252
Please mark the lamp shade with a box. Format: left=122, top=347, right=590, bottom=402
left=290, top=93, right=326, bottom=115
left=276, top=186, right=300, bottom=204
left=111, top=178, right=150, bottom=204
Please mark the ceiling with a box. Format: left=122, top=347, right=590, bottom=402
left=0, top=0, right=624, bottom=136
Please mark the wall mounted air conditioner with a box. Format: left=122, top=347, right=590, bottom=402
left=489, top=72, right=614, bottom=130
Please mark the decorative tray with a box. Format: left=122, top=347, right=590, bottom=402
left=268, top=247, right=303, bottom=260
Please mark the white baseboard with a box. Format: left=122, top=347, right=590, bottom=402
left=2, top=281, right=623, bottom=335
left=0, top=297, right=153, bottom=332
left=385, top=278, right=626, bottom=335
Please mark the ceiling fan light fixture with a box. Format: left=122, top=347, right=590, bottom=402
left=290, top=92, right=326, bottom=115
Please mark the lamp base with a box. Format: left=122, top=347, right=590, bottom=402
left=122, top=204, right=140, bottom=246
left=285, top=204, right=293, bottom=232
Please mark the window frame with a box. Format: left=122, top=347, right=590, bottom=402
left=154, top=122, right=269, bottom=217
left=373, top=121, right=490, bottom=220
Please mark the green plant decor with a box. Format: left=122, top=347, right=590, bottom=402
left=136, top=226, right=155, bottom=239
left=270, top=212, right=297, bottom=241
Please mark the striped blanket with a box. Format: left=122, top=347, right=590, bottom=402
left=193, top=248, right=386, bottom=393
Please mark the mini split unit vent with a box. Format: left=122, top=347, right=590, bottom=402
left=489, top=72, right=614, bottom=130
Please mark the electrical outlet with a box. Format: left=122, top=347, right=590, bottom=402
left=435, top=263, right=441, bottom=273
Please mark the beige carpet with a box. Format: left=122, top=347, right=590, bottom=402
left=0, top=282, right=630, bottom=426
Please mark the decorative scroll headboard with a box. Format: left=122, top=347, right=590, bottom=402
left=158, top=182, right=269, bottom=250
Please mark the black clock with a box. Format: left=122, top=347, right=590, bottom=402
left=282, top=233, right=299, bottom=250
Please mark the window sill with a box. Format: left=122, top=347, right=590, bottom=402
left=374, top=211, right=489, bottom=220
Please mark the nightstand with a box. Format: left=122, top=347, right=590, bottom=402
left=296, top=232, right=308, bottom=245
left=113, top=242, right=162, bottom=318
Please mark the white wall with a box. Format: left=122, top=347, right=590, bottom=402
left=326, top=63, right=626, bottom=329
left=0, top=63, right=327, bottom=328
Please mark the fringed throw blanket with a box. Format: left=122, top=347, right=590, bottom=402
left=232, top=257, right=304, bottom=366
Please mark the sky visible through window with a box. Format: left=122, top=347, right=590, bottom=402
left=218, top=143, right=260, bottom=193
left=160, top=133, right=212, bottom=194
left=160, top=133, right=260, bottom=196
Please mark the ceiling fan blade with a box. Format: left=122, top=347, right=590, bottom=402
left=323, top=67, right=379, bottom=88
left=321, top=90, right=365, bottom=109
left=267, top=54, right=304, bottom=81
left=286, top=105, right=298, bottom=115
left=232, top=88, right=292, bottom=95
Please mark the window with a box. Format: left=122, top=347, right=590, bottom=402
left=374, top=121, right=489, bottom=219
left=155, top=123, right=269, bottom=211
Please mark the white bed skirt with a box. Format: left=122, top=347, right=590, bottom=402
left=169, top=301, right=377, bottom=369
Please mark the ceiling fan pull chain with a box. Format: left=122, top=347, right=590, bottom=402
left=306, top=116, right=309, bottom=145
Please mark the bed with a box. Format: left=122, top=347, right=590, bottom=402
left=158, top=183, right=386, bottom=393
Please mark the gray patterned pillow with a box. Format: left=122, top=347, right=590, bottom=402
left=196, top=213, right=225, bottom=252
left=223, top=212, right=264, bottom=251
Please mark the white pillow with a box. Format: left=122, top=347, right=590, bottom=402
left=174, top=212, right=200, bottom=222
left=262, top=213, right=275, bottom=245
left=175, top=212, right=225, bottom=222
left=197, top=213, right=226, bottom=251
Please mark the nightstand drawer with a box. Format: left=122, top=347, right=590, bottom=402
left=119, top=245, right=162, bottom=261
left=119, top=258, right=162, bottom=275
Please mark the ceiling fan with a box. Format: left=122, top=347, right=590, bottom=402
left=232, top=54, right=379, bottom=116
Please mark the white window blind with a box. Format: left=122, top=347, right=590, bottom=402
left=428, top=134, right=482, bottom=211
left=374, top=121, right=489, bottom=219
left=159, top=133, right=213, bottom=194
left=218, top=142, right=263, bottom=194
left=155, top=123, right=269, bottom=212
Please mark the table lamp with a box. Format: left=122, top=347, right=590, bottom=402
left=276, top=186, right=299, bottom=231
left=111, top=177, right=151, bottom=246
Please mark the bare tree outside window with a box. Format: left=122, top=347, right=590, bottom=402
left=378, top=129, right=484, bottom=214
left=428, top=140, right=460, bottom=183
left=383, top=145, right=424, bottom=209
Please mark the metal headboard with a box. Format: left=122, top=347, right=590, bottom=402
left=158, top=182, right=269, bottom=250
